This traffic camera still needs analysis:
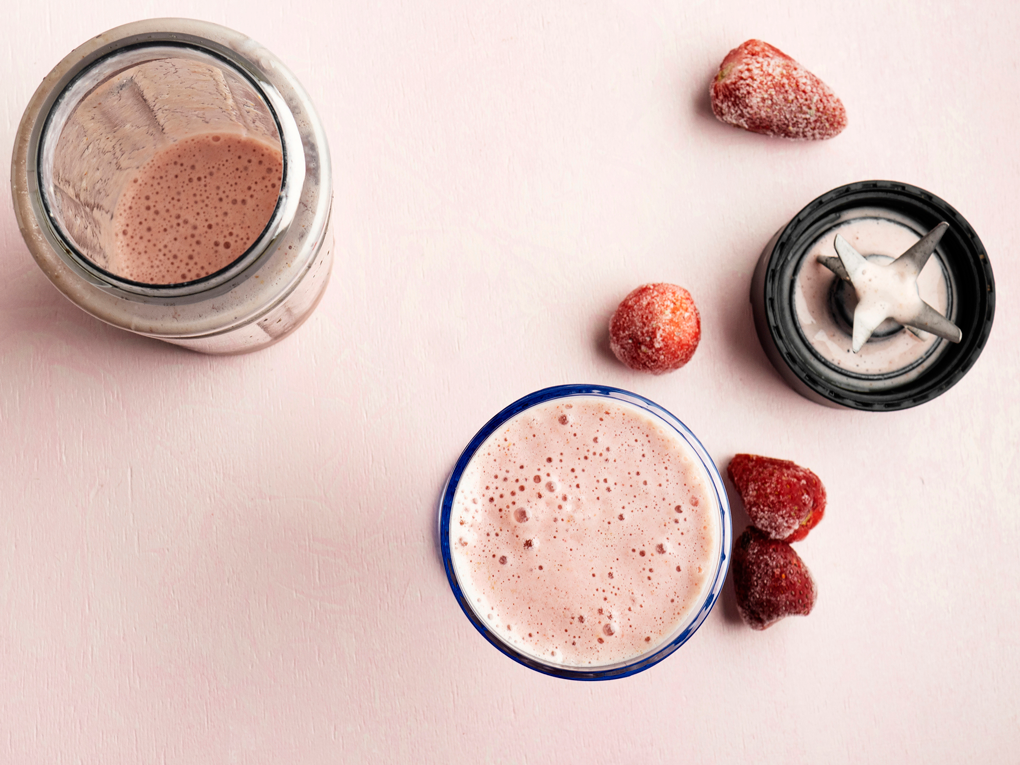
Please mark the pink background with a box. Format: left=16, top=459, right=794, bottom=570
left=2, top=1, right=1018, bottom=763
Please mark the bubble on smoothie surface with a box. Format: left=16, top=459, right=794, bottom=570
left=449, top=397, right=719, bottom=667
left=110, top=133, right=283, bottom=284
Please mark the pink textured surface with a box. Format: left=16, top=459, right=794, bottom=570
left=1, top=2, right=1018, bottom=763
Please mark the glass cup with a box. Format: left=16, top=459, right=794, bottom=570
left=11, top=19, right=333, bottom=354
left=439, top=384, right=732, bottom=680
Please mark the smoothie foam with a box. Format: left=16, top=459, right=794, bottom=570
left=109, top=133, right=282, bottom=284
left=449, top=396, right=720, bottom=668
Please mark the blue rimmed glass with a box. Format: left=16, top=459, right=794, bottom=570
left=438, top=384, right=732, bottom=681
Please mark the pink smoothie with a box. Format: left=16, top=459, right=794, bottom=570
left=109, top=133, right=283, bottom=284
left=450, top=396, right=720, bottom=667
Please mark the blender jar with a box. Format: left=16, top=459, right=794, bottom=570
left=11, top=18, right=333, bottom=354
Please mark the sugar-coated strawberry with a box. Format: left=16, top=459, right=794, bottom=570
left=728, top=454, right=825, bottom=542
left=710, top=39, right=846, bottom=140
left=609, top=283, right=701, bottom=374
left=732, top=527, right=817, bottom=630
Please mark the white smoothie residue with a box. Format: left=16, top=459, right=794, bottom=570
left=450, top=396, right=719, bottom=668
left=793, top=209, right=953, bottom=382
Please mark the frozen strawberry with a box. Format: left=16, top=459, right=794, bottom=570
left=710, top=39, right=846, bottom=140
left=732, top=527, right=816, bottom=630
left=609, top=283, right=701, bottom=374
left=728, top=454, right=825, bottom=542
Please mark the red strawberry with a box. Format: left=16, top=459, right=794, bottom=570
left=710, top=39, right=847, bottom=140
left=732, top=527, right=817, bottom=630
left=609, top=283, right=701, bottom=374
left=727, top=454, right=825, bottom=542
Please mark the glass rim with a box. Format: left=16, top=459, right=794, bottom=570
left=36, top=41, right=290, bottom=297
left=438, top=384, right=733, bottom=681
